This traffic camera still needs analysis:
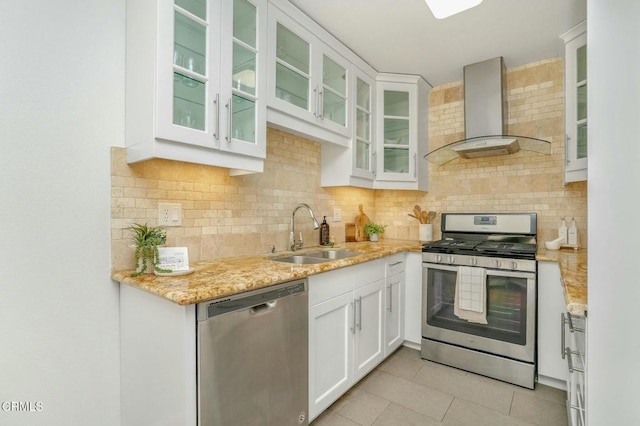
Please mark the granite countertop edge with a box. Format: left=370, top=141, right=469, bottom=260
left=112, top=240, right=587, bottom=316
left=537, top=247, right=587, bottom=317
left=111, top=240, right=422, bottom=306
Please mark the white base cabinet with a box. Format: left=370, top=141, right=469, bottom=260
left=384, top=255, right=405, bottom=354
left=565, top=313, right=587, bottom=426
left=537, top=262, right=588, bottom=425
left=537, top=262, right=568, bottom=387
left=120, top=284, right=197, bottom=426
left=403, top=252, right=423, bottom=346
left=308, top=255, right=406, bottom=421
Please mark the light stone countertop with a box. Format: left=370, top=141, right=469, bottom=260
left=111, top=239, right=422, bottom=305
left=112, top=239, right=587, bottom=315
left=537, top=248, right=587, bottom=317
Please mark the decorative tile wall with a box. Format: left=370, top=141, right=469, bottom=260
left=111, top=129, right=375, bottom=271
left=111, top=58, right=587, bottom=271
left=377, top=58, right=588, bottom=245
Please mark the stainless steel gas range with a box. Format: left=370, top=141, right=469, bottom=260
left=421, top=213, right=537, bottom=388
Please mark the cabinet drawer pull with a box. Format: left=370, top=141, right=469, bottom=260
left=565, top=347, right=585, bottom=373
left=389, top=261, right=403, bottom=267
left=566, top=313, right=585, bottom=333
left=356, top=296, right=362, bottom=331
left=213, top=93, right=220, bottom=141
left=225, top=97, right=232, bottom=142
left=350, top=301, right=356, bottom=334
left=561, top=313, right=566, bottom=359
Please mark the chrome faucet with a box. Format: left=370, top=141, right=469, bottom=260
left=290, top=203, right=320, bottom=251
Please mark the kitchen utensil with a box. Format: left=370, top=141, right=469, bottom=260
left=414, top=205, right=422, bottom=220
left=355, top=204, right=370, bottom=241
left=408, top=213, right=420, bottom=222
left=421, top=211, right=429, bottom=224
left=428, top=211, right=437, bottom=224
left=345, top=223, right=356, bottom=242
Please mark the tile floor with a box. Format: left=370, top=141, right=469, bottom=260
left=311, top=346, right=568, bottom=426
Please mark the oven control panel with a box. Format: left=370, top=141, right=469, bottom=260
left=422, top=252, right=536, bottom=273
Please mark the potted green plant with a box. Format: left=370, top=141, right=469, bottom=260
left=128, top=223, right=171, bottom=277
left=363, top=222, right=386, bottom=242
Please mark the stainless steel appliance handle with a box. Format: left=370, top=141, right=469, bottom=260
left=250, top=301, right=277, bottom=314
left=357, top=296, right=362, bottom=331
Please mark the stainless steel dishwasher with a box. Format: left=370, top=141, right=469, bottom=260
left=197, top=279, right=308, bottom=426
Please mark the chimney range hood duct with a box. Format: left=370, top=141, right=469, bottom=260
left=425, top=57, right=551, bottom=165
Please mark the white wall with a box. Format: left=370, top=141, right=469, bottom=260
left=0, top=1, right=124, bottom=425
left=587, top=1, right=640, bottom=424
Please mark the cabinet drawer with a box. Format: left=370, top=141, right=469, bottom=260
left=353, top=258, right=385, bottom=289
left=309, top=267, right=354, bottom=306
left=386, top=255, right=405, bottom=277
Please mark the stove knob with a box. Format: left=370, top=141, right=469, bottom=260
left=449, top=255, right=455, bottom=264
left=511, top=261, right=518, bottom=270
left=435, top=255, right=442, bottom=263
left=469, top=257, right=477, bottom=266
left=494, top=259, right=502, bottom=268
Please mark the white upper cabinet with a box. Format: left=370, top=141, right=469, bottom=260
left=266, top=1, right=352, bottom=146
left=126, top=0, right=266, bottom=174
left=561, top=20, right=587, bottom=183
left=321, top=66, right=377, bottom=187
left=375, top=74, right=429, bottom=191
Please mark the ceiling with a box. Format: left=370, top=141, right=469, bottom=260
left=288, top=0, right=586, bottom=87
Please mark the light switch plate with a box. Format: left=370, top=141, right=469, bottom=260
left=158, top=202, right=182, bottom=227
left=333, top=209, right=342, bottom=222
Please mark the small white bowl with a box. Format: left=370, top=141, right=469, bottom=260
left=544, top=237, right=564, bottom=250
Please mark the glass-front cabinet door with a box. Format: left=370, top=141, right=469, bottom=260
left=156, top=0, right=221, bottom=147
left=376, top=81, right=417, bottom=182
left=219, top=0, right=267, bottom=158
left=267, top=3, right=351, bottom=142
left=126, top=0, right=264, bottom=172
left=353, top=74, right=374, bottom=178
left=319, top=52, right=349, bottom=136
left=562, top=20, right=587, bottom=183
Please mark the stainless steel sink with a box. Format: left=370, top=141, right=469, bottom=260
left=305, top=250, right=361, bottom=260
left=270, top=250, right=361, bottom=264
left=270, top=255, right=329, bottom=265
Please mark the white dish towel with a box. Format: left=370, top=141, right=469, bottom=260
left=453, top=266, right=488, bottom=324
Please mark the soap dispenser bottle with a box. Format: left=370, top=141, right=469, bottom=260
left=568, top=217, right=578, bottom=247
left=320, top=216, right=330, bottom=245
left=558, top=219, right=568, bottom=244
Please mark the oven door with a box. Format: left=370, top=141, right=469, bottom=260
left=422, top=262, right=536, bottom=362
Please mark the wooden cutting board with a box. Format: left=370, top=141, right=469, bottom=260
left=355, top=204, right=371, bottom=242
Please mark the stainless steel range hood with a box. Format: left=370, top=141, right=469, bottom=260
left=425, top=57, right=550, bottom=165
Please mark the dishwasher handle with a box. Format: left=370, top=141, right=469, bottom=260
left=250, top=300, right=277, bottom=314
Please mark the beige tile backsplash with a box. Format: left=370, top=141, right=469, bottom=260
left=111, top=58, right=587, bottom=271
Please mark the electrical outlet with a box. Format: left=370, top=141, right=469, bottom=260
left=333, top=208, right=342, bottom=222
left=158, top=202, right=182, bottom=227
